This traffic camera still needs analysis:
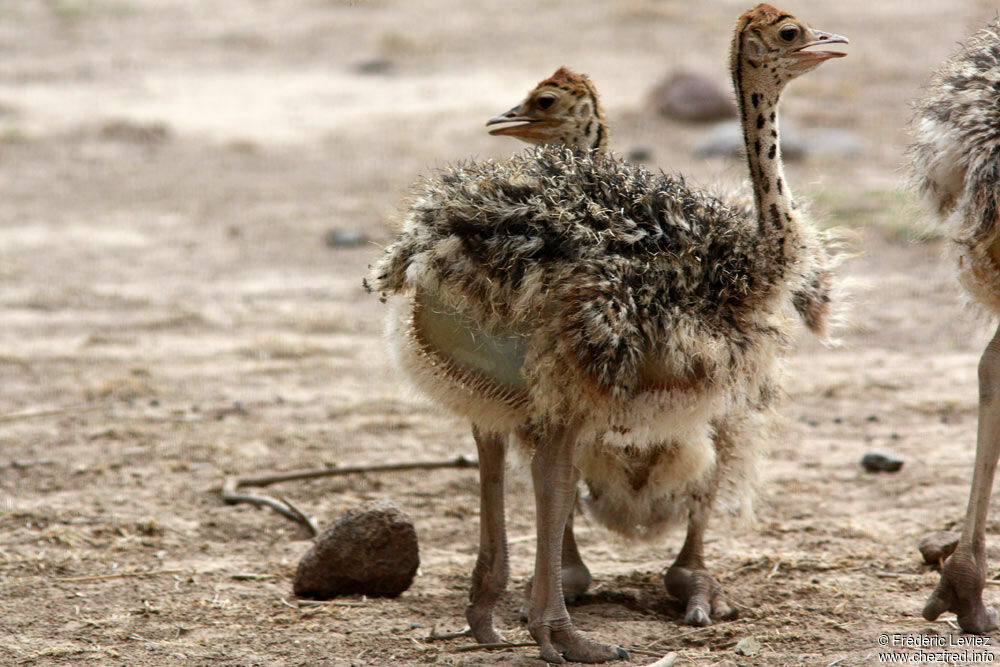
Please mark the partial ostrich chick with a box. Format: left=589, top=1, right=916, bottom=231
left=366, top=5, right=847, bottom=664
left=486, top=67, right=608, bottom=153
left=484, top=65, right=838, bottom=625
left=909, top=19, right=1000, bottom=635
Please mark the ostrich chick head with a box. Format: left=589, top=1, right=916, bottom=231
left=486, top=66, right=607, bottom=152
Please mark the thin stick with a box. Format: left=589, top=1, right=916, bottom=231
left=55, top=568, right=183, bottom=583
left=297, top=600, right=367, bottom=608
left=427, top=628, right=473, bottom=641
left=451, top=641, right=538, bottom=653
left=221, top=478, right=318, bottom=537
left=0, top=459, right=54, bottom=471
left=0, top=405, right=102, bottom=424
left=232, top=455, right=478, bottom=489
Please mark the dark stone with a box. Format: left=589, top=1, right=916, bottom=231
left=860, top=449, right=904, bottom=473
left=293, top=500, right=419, bottom=599
left=353, top=58, right=393, bottom=75
left=647, top=69, right=737, bottom=122
left=627, top=146, right=654, bottom=163
left=325, top=228, right=368, bottom=247
left=919, top=532, right=960, bottom=566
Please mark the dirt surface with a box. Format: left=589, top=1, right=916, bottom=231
left=3, top=1, right=1000, bottom=665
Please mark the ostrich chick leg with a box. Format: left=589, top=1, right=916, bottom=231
left=526, top=421, right=628, bottom=664
left=520, top=505, right=593, bottom=620
left=664, top=486, right=736, bottom=627
left=466, top=426, right=510, bottom=643
left=924, top=324, right=1000, bottom=634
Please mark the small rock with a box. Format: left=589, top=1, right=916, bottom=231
left=627, top=146, right=654, bottom=163
left=325, top=228, right=368, bottom=248
left=919, top=531, right=960, bottom=565
left=293, top=500, right=419, bottom=599
left=100, top=119, right=171, bottom=144
left=861, top=449, right=904, bottom=473
left=647, top=69, right=737, bottom=122
left=354, top=58, right=393, bottom=75
left=694, top=119, right=806, bottom=161
left=734, top=636, right=762, bottom=657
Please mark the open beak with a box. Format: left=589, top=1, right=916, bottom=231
left=792, top=29, right=849, bottom=64
left=486, top=105, right=548, bottom=137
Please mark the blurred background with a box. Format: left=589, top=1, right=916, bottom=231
left=2, top=1, right=1000, bottom=665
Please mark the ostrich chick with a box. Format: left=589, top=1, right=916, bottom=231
left=367, top=5, right=847, bottom=663
left=484, top=66, right=839, bottom=625
left=910, top=19, right=1000, bottom=635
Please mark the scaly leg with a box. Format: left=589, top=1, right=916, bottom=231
left=663, top=486, right=736, bottom=627
left=924, top=324, right=1000, bottom=634
left=520, top=501, right=594, bottom=622
left=466, top=425, right=510, bottom=643
left=526, top=420, right=628, bottom=664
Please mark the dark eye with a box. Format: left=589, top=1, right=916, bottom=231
left=537, top=95, right=556, bottom=110
left=779, top=25, right=799, bottom=42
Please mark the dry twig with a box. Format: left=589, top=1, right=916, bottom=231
left=220, top=477, right=319, bottom=537
left=233, top=455, right=477, bottom=488
left=220, top=455, right=476, bottom=536
left=451, top=641, right=538, bottom=653
left=55, top=568, right=183, bottom=583
left=426, top=627, right=473, bottom=641
left=0, top=405, right=102, bottom=423
left=0, top=459, right=55, bottom=471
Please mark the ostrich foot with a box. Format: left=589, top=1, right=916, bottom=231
left=466, top=604, right=506, bottom=644
left=528, top=620, right=629, bottom=664
left=923, top=547, right=999, bottom=634
left=664, top=565, right=737, bottom=627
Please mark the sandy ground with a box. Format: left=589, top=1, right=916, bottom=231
left=4, top=1, right=1000, bottom=665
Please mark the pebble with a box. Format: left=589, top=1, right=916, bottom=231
left=647, top=69, right=736, bottom=122
left=353, top=58, right=393, bottom=75
left=734, top=636, right=762, bottom=657
left=627, top=146, right=654, bottom=163
left=293, top=500, right=419, bottom=599
left=860, top=449, right=905, bottom=473
left=325, top=228, right=368, bottom=247
left=919, top=531, right=960, bottom=565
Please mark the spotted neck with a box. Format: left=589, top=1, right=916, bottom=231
left=731, top=34, right=795, bottom=238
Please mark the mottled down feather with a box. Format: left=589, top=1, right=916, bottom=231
left=367, top=145, right=802, bottom=401
left=909, top=19, right=1000, bottom=314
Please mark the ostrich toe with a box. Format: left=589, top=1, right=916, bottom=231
left=664, top=565, right=737, bottom=626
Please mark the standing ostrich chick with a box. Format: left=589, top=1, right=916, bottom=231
left=910, top=19, right=1000, bottom=635
left=483, top=66, right=841, bottom=625
left=367, top=5, right=847, bottom=663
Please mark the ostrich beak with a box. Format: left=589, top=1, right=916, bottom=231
left=792, top=29, right=849, bottom=64
left=486, top=105, right=552, bottom=138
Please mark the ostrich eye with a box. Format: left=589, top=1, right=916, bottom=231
left=537, top=95, right=557, bottom=110
left=778, top=25, right=799, bottom=42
